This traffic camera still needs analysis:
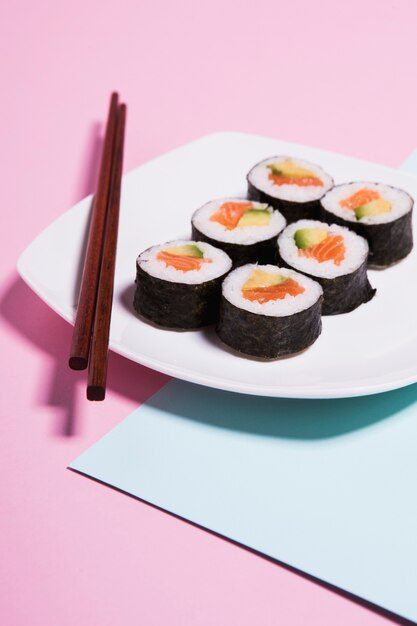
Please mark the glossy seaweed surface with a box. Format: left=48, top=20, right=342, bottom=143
left=217, top=296, right=322, bottom=359
left=134, top=264, right=227, bottom=329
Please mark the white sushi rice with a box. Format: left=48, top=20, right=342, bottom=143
left=192, top=198, right=286, bottom=244
left=248, top=156, right=333, bottom=202
left=278, top=220, right=369, bottom=279
left=321, top=182, right=413, bottom=225
left=222, top=264, right=322, bottom=317
left=137, top=240, right=232, bottom=284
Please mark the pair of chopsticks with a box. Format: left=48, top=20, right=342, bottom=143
left=69, top=92, right=126, bottom=401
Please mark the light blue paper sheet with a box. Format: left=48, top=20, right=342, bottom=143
left=70, top=157, right=417, bottom=623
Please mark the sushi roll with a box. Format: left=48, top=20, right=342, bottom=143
left=277, top=220, right=376, bottom=315
left=247, top=156, right=333, bottom=223
left=320, top=182, right=413, bottom=268
left=134, top=240, right=232, bottom=329
left=191, top=198, right=286, bottom=267
left=217, top=264, right=323, bottom=359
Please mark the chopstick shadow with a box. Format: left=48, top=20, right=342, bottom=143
left=0, top=276, right=168, bottom=437
left=71, top=122, right=101, bottom=306
left=74, top=122, right=103, bottom=202
left=1, top=276, right=82, bottom=436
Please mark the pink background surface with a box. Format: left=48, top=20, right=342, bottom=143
left=2, top=1, right=417, bottom=624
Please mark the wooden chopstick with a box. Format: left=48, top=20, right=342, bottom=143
left=87, top=103, right=126, bottom=401
left=69, top=92, right=119, bottom=370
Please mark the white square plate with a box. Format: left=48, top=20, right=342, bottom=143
left=17, top=132, right=417, bottom=398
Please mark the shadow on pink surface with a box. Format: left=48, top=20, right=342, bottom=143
left=0, top=276, right=168, bottom=436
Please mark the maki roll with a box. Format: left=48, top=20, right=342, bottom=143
left=277, top=220, right=375, bottom=315
left=217, top=264, right=323, bottom=359
left=191, top=198, right=286, bottom=267
left=134, top=240, right=232, bottom=329
left=320, top=182, right=413, bottom=268
left=247, top=156, right=333, bottom=223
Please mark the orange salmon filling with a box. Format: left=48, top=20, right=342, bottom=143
left=298, top=234, right=345, bottom=266
left=210, top=201, right=253, bottom=230
left=340, top=188, right=380, bottom=210
left=242, top=278, right=305, bottom=303
left=268, top=174, right=323, bottom=187
left=157, top=251, right=211, bottom=272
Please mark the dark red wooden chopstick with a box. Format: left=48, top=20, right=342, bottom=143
left=69, top=92, right=119, bottom=370
left=87, top=103, right=126, bottom=401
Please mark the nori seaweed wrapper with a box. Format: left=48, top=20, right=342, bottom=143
left=134, top=263, right=227, bottom=329
left=247, top=179, right=323, bottom=223
left=320, top=206, right=413, bottom=268
left=191, top=223, right=277, bottom=267
left=217, top=296, right=322, bottom=359
left=276, top=248, right=376, bottom=315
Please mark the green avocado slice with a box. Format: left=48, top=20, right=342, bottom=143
left=354, top=198, right=391, bottom=220
left=268, top=164, right=284, bottom=177
left=294, top=228, right=327, bottom=250
left=237, top=209, right=271, bottom=228
left=267, top=160, right=316, bottom=179
left=243, top=269, right=288, bottom=291
left=165, top=244, right=204, bottom=258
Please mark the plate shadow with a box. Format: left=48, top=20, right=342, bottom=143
left=145, top=378, right=417, bottom=440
